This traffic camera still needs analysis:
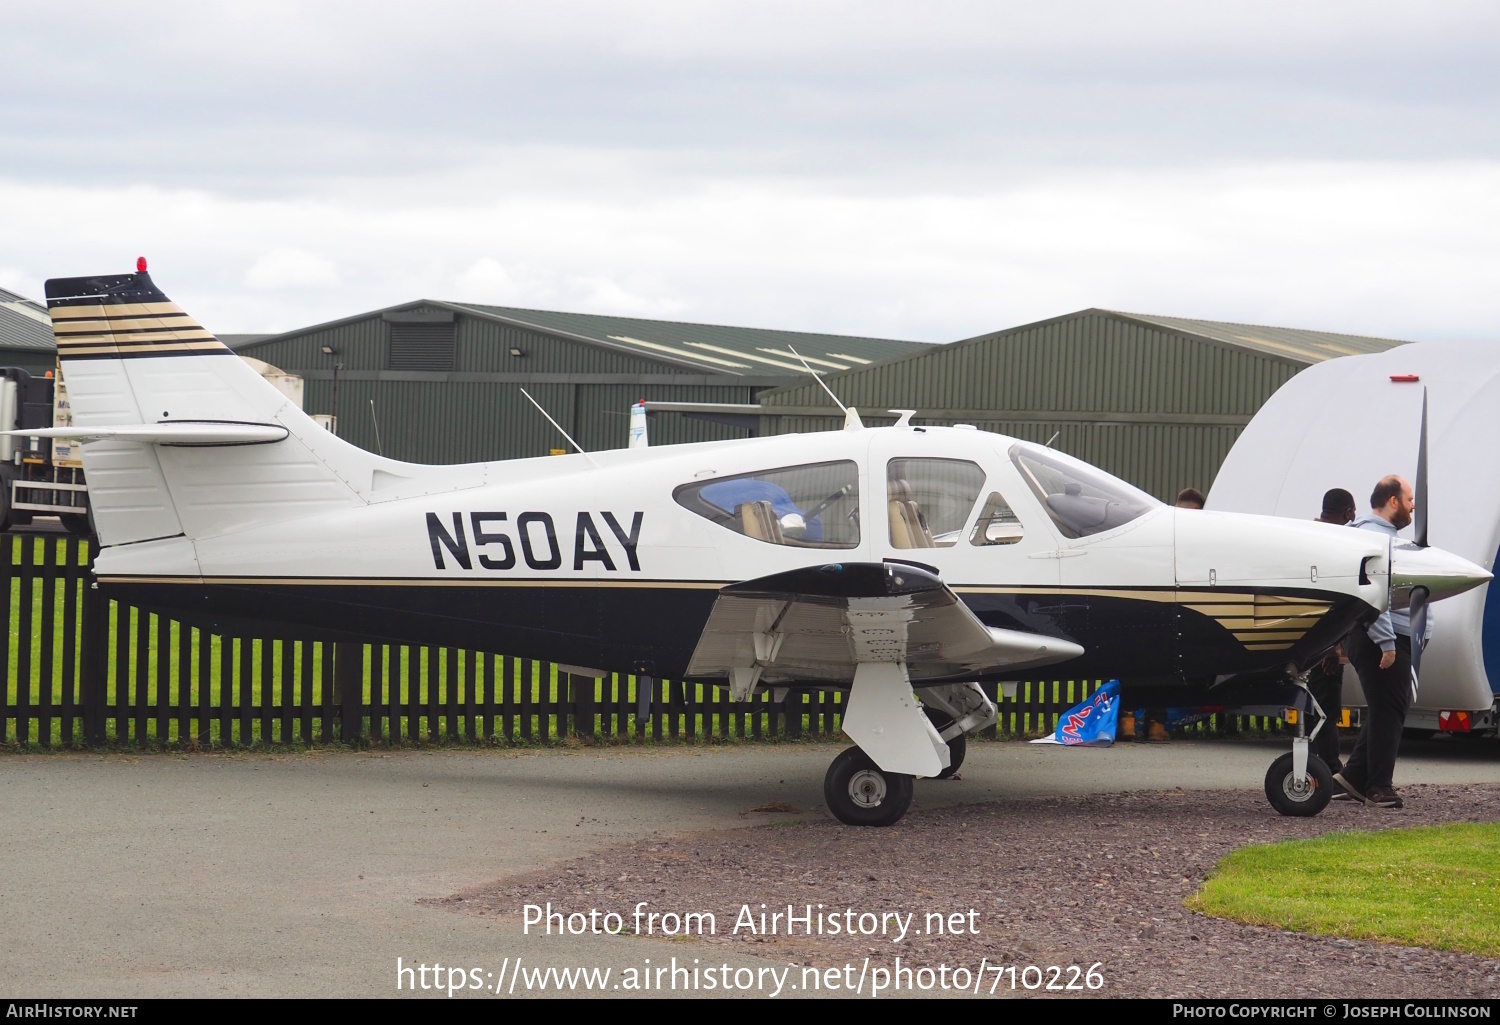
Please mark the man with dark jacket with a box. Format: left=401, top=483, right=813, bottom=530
left=1307, top=489, right=1356, bottom=777
left=1333, top=476, right=1417, bottom=809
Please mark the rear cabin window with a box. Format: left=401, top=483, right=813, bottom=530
left=886, top=458, right=986, bottom=549
left=674, top=461, right=860, bottom=548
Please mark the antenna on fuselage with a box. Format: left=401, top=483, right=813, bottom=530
left=786, top=345, right=862, bottom=431
left=1044, top=431, right=1060, bottom=448
left=519, top=388, right=600, bottom=468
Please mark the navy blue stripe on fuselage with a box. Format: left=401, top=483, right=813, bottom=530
left=96, top=576, right=1369, bottom=689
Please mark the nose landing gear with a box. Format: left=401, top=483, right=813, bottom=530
left=1262, top=677, right=1334, bottom=817
left=1264, top=748, right=1333, bottom=816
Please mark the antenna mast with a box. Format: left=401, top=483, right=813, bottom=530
left=520, top=388, right=600, bottom=468
left=787, top=346, right=862, bottom=430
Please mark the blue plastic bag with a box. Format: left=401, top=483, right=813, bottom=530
left=1032, top=680, right=1120, bottom=746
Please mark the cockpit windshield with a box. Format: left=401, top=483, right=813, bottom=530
left=1009, top=443, right=1159, bottom=539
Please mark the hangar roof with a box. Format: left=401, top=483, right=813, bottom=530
left=1107, top=310, right=1414, bottom=364
left=451, top=303, right=925, bottom=372
left=0, top=287, right=55, bottom=353
left=219, top=334, right=273, bottom=349
left=756, top=306, right=1419, bottom=418
left=231, top=300, right=927, bottom=376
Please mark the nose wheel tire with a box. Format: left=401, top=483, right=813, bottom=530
left=922, top=708, right=965, bottom=779
left=1264, top=751, right=1333, bottom=817
left=823, top=746, right=914, bottom=826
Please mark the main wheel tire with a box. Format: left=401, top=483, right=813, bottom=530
left=823, top=746, right=913, bottom=827
left=1264, top=751, right=1333, bottom=817
left=923, top=708, right=965, bottom=779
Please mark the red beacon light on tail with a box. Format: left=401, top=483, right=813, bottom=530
left=136, top=256, right=148, bottom=273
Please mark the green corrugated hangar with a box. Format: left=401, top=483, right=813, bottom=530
left=678, top=309, right=1414, bottom=502
left=228, top=301, right=925, bottom=462
left=1, top=286, right=1421, bottom=502
left=0, top=287, right=62, bottom=376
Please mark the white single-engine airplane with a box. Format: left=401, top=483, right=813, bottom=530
left=22, top=264, right=1492, bottom=825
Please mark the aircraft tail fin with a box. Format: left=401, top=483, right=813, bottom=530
left=45, top=264, right=416, bottom=548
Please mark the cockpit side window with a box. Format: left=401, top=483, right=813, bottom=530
left=969, top=493, right=1025, bottom=546
left=886, top=458, right=986, bottom=549
left=1009, top=443, right=1160, bottom=539
left=673, top=460, right=860, bottom=548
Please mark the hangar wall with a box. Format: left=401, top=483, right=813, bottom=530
left=233, top=301, right=923, bottom=463
left=0, top=287, right=61, bottom=377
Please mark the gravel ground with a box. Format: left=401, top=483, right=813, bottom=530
left=442, top=783, right=1500, bottom=998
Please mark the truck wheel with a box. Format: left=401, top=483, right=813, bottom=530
left=0, top=488, right=27, bottom=529
left=60, top=514, right=91, bottom=537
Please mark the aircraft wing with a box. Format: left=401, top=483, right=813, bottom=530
left=685, top=560, right=1084, bottom=685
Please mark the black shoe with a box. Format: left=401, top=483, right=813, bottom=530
left=1366, top=785, right=1403, bottom=809
left=1332, top=772, right=1368, bottom=803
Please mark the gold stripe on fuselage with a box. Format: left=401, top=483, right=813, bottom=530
left=95, top=576, right=731, bottom=588
left=57, top=333, right=219, bottom=348
left=53, top=318, right=198, bottom=335
left=56, top=342, right=229, bottom=357
left=48, top=301, right=186, bottom=319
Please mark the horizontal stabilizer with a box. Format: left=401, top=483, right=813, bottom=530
left=687, top=560, right=1084, bottom=684
left=2, top=421, right=289, bottom=447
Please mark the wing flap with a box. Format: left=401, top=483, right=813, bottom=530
left=687, top=561, right=1083, bottom=684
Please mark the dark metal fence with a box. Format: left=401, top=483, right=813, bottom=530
left=1, top=533, right=1272, bottom=749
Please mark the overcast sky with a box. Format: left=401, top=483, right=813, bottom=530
left=2, top=1, right=1498, bottom=341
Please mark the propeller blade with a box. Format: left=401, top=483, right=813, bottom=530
left=1414, top=387, right=1429, bottom=548
left=1408, top=585, right=1430, bottom=699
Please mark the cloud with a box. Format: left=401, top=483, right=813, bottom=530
left=1, top=2, right=1497, bottom=196
left=243, top=249, right=340, bottom=290
left=454, top=258, right=522, bottom=304
left=3, top=159, right=1499, bottom=343
left=2, top=4, right=1498, bottom=343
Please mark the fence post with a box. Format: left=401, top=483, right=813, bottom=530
left=79, top=578, right=107, bottom=746
left=334, top=641, right=364, bottom=742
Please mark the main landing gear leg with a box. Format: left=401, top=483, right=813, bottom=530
left=824, top=662, right=948, bottom=827
left=918, top=682, right=1001, bottom=780
left=1264, top=680, right=1334, bottom=817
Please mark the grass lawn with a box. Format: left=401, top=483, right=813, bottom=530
left=1187, top=823, right=1500, bottom=958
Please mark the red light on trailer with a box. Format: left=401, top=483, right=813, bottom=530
left=1438, top=710, right=1471, bottom=732
left=1390, top=374, right=1420, bottom=383
left=136, top=256, right=147, bottom=273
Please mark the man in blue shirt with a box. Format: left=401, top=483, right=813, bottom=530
left=1333, top=475, right=1416, bottom=809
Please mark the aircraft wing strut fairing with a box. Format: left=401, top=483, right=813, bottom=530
left=26, top=264, right=1492, bottom=826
